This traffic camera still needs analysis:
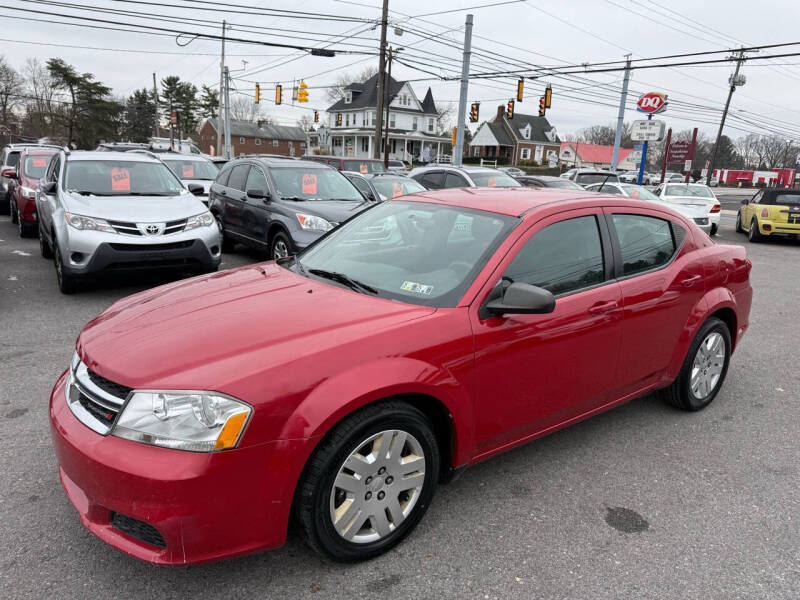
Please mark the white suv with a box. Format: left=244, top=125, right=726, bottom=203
left=36, top=150, right=221, bottom=293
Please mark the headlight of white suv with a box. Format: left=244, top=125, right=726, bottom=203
left=20, top=186, right=37, bottom=199
left=296, top=212, right=333, bottom=232
left=112, top=390, right=251, bottom=452
left=185, top=211, right=215, bottom=231
left=65, top=212, right=116, bottom=233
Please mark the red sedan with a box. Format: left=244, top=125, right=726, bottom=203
left=8, top=147, right=57, bottom=237
left=50, top=187, right=752, bottom=564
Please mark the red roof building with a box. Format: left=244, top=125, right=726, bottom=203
left=559, top=142, right=640, bottom=170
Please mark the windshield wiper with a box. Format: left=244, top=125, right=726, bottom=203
left=68, top=190, right=106, bottom=196
left=308, top=268, right=378, bottom=295
left=280, top=195, right=308, bottom=201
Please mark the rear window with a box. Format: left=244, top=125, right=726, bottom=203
left=5, top=151, right=20, bottom=167
left=767, top=193, right=800, bottom=206
left=24, top=156, right=52, bottom=178
left=342, top=160, right=386, bottom=174
left=371, top=177, right=425, bottom=199
left=575, top=173, right=618, bottom=185
left=665, top=185, right=714, bottom=198
left=469, top=172, right=521, bottom=187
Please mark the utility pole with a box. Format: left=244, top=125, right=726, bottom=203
left=152, top=72, right=158, bottom=138
left=611, top=55, right=631, bottom=171
left=373, top=0, right=389, bottom=159
left=383, top=47, right=394, bottom=167
left=216, top=20, right=226, bottom=157
left=453, top=14, right=473, bottom=168
left=707, top=48, right=747, bottom=186
left=223, top=66, right=232, bottom=159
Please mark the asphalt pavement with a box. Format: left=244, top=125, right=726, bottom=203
left=1, top=212, right=798, bottom=600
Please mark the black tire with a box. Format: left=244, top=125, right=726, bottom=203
left=10, top=198, right=18, bottom=224
left=659, top=317, right=731, bottom=411
left=270, top=230, right=293, bottom=260
left=39, top=224, right=53, bottom=259
left=53, top=244, right=77, bottom=294
left=215, top=215, right=236, bottom=252
left=18, top=216, right=36, bottom=238
left=735, top=211, right=744, bottom=233
left=294, top=401, right=440, bottom=562
left=748, top=218, right=763, bottom=243
left=0, top=191, right=9, bottom=216
left=710, top=223, right=718, bottom=236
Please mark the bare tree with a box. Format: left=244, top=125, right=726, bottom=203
left=435, top=102, right=454, bottom=134
left=325, top=66, right=378, bottom=103
left=22, top=58, right=57, bottom=139
left=296, top=114, right=314, bottom=131
left=228, top=94, right=264, bottom=122
left=0, top=57, right=23, bottom=127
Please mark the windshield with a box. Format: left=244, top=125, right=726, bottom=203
left=163, top=159, right=218, bottom=180
left=576, top=173, right=618, bottom=185
left=270, top=167, right=365, bottom=201
left=294, top=201, right=515, bottom=307
left=64, top=160, right=184, bottom=196
left=342, top=160, right=386, bottom=174
left=24, top=155, right=53, bottom=178
left=469, top=172, right=522, bottom=187
left=546, top=179, right=584, bottom=190
left=665, top=184, right=714, bottom=198
left=620, top=184, right=660, bottom=201
left=371, top=177, right=426, bottom=199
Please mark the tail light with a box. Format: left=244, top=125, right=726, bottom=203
left=710, top=203, right=721, bottom=213
left=761, top=207, right=770, bottom=218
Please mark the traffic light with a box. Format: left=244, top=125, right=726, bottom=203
left=451, top=126, right=458, bottom=146
left=298, top=80, right=309, bottom=103
left=255, top=83, right=260, bottom=104
left=516, top=78, right=524, bottom=102
left=506, top=99, right=514, bottom=119
left=469, top=102, right=480, bottom=123
left=538, top=96, right=546, bottom=117
left=336, top=113, right=342, bottom=126
left=314, top=110, right=319, bottom=123
left=275, top=84, right=282, bottom=105
left=544, top=84, right=552, bottom=108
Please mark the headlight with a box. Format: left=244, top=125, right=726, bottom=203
left=185, top=211, right=215, bottom=231
left=65, top=212, right=115, bottom=233
left=21, top=186, right=36, bottom=199
left=296, top=212, right=333, bottom=232
left=112, top=390, right=251, bottom=452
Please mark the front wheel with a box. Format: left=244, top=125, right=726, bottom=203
left=659, top=317, right=731, bottom=411
left=294, top=401, right=440, bottom=562
left=270, top=231, right=293, bottom=260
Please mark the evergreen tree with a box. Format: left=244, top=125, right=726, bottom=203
left=160, top=75, right=199, bottom=135
left=123, top=88, right=157, bottom=142
left=199, top=85, right=219, bottom=119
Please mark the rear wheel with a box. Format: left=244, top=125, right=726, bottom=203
left=748, top=218, right=763, bottom=243
left=735, top=211, right=744, bottom=233
left=659, top=317, right=731, bottom=411
left=294, top=401, right=440, bottom=562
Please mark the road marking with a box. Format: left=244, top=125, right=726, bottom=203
left=11, top=250, right=31, bottom=256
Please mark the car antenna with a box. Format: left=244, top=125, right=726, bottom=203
left=599, top=172, right=613, bottom=192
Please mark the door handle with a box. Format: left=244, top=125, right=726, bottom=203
left=220, top=189, right=227, bottom=196
left=588, top=300, right=618, bottom=315
left=680, top=274, right=701, bottom=287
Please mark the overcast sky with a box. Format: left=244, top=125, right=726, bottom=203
left=4, top=0, right=800, bottom=141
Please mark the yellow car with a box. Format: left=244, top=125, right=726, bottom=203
left=737, top=188, right=800, bottom=242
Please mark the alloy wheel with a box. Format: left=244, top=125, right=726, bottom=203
left=690, top=332, right=726, bottom=400
left=273, top=239, right=289, bottom=259
left=329, top=429, right=426, bottom=544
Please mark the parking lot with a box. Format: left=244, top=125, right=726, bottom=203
left=1, top=211, right=798, bottom=600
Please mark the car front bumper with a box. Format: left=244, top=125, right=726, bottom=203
left=49, top=371, right=306, bottom=564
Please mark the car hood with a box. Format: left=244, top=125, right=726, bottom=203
left=77, top=262, right=435, bottom=389
left=283, top=198, right=372, bottom=223
left=63, top=191, right=208, bottom=222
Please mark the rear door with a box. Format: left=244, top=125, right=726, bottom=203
left=37, top=154, right=61, bottom=234
left=223, top=164, right=251, bottom=237
left=418, top=170, right=445, bottom=190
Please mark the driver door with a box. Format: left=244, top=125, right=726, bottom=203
left=469, top=208, right=622, bottom=457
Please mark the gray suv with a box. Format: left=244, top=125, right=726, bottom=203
left=408, top=165, right=522, bottom=189
left=36, top=150, right=221, bottom=293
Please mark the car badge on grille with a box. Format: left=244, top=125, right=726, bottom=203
left=139, top=223, right=165, bottom=236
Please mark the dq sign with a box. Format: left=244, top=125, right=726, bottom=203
left=636, top=92, right=668, bottom=114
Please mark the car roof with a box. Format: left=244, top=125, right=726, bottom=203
left=410, top=165, right=500, bottom=174
left=233, top=156, right=332, bottom=169
left=309, top=154, right=383, bottom=162
left=65, top=151, right=160, bottom=163
left=159, top=153, right=211, bottom=162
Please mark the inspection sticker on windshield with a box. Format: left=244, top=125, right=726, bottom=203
left=302, top=174, right=317, bottom=194
left=401, top=280, right=433, bottom=295
left=110, top=167, right=131, bottom=192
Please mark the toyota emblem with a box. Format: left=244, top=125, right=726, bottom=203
left=145, top=224, right=160, bottom=235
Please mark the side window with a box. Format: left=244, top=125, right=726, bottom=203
left=653, top=186, right=662, bottom=196
left=216, top=166, right=232, bottom=187
left=348, top=176, right=374, bottom=200
left=420, top=171, right=445, bottom=189
left=612, top=214, right=676, bottom=277
left=48, top=156, right=61, bottom=183
left=245, top=167, right=268, bottom=194
left=504, top=215, right=605, bottom=295
left=444, top=172, right=467, bottom=188
left=751, top=190, right=763, bottom=204
left=227, top=165, right=250, bottom=192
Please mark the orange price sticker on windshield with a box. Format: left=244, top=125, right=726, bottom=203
left=182, top=164, right=195, bottom=178
left=110, top=167, right=131, bottom=192
left=359, top=164, right=368, bottom=174
left=302, top=173, right=317, bottom=195
left=33, top=159, right=47, bottom=168
left=631, top=189, right=640, bottom=199
left=487, top=176, right=497, bottom=187
left=392, top=183, right=404, bottom=198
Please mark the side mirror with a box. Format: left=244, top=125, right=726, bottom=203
left=1, top=167, right=17, bottom=179
left=246, top=188, right=268, bottom=200
left=484, top=282, right=556, bottom=317
left=187, top=183, right=205, bottom=196
left=41, top=181, right=57, bottom=195
left=741, top=198, right=749, bottom=205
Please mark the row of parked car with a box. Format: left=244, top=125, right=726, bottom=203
left=1, top=143, right=728, bottom=295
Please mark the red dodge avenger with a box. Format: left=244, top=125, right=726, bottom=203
left=50, top=187, right=752, bottom=564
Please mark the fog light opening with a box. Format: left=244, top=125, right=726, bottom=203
left=70, top=252, right=84, bottom=263
left=211, top=245, right=220, bottom=255
left=762, top=224, right=771, bottom=232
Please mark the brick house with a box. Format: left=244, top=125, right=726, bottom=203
left=196, top=118, right=308, bottom=157
left=469, top=105, right=562, bottom=166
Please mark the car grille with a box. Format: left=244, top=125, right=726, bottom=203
left=110, top=513, right=166, bottom=549
left=108, top=240, right=194, bottom=252
left=107, top=219, right=187, bottom=236
left=66, top=359, right=130, bottom=435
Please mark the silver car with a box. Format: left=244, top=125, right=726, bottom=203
left=36, top=150, right=221, bottom=294
left=157, top=153, right=219, bottom=205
